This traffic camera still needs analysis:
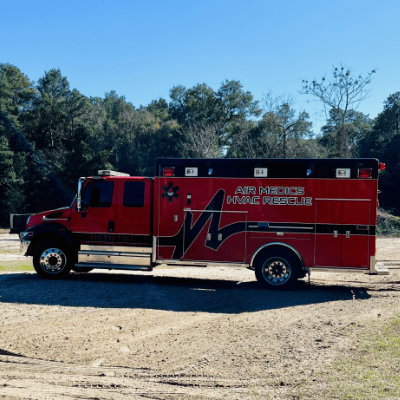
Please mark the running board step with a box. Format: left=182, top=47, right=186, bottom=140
left=74, top=263, right=152, bottom=271
left=78, top=244, right=152, bottom=267
left=370, top=262, right=390, bottom=275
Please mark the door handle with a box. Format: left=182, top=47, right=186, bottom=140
left=346, top=231, right=350, bottom=238
left=108, top=221, right=115, bottom=232
left=333, top=230, right=338, bottom=238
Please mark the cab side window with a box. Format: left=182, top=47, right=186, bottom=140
left=123, top=182, right=145, bottom=207
left=80, top=181, right=92, bottom=211
left=90, top=181, right=114, bottom=207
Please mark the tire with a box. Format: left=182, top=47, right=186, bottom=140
left=33, top=241, right=73, bottom=279
left=72, top=266, right=93, bottom=273
left=254, top=249, right=300, bottom=290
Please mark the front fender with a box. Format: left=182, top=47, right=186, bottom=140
left=21, top=223, right=73, bottom=256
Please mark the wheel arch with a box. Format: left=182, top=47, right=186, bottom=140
left=250, top=242, right=304, bottom=271
left=26, top=225, right=74, bottom=256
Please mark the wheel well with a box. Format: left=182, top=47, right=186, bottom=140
left=27, top=233, right=73, bottom=256
left=250, top=243, right=304, bottom=271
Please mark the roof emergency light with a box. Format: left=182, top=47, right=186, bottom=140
left=379, top=163, right=386, bottom=171
left=98, top=170, right=130, bottom=177
left=163, top=167, right=175, bottom=177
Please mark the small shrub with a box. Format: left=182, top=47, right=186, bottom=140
left=377, top=208, right=400, bottom=237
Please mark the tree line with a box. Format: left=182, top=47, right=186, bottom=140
left=0, top=63, right=399, bottom=226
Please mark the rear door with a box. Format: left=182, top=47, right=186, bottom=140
left=115, top=178, right=152, bottom=237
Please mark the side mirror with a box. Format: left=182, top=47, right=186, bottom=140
left=77, top=178, right=85, bottom=212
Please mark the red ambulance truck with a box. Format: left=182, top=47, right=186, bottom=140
left=20, top=158, right=388, bottom=289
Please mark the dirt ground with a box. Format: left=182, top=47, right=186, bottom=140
left=0, top=234, right=400, bottom=400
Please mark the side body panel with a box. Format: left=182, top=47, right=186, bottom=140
left=154, top=167, right=378, bottom=270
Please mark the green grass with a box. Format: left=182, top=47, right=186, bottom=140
left=247, top=314, right=400, bottom=400
left=0, top=261, right=34, bottom=272
left=296, top=315, right=400, bottom=400
left=327, top=317, right=400, bottom=400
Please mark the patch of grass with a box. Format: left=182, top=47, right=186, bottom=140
left=0, top=249, right=21, bottom=254
left=0, top=261, right=34, bottom=272
left=298, top=315, right=400, bottom=400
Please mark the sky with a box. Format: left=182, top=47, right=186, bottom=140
left=1, top=0, right=399, bottom=133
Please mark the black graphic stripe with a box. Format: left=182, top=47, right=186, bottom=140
left=77, top=233, right=152, bottom=245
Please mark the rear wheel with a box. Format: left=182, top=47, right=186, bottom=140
left=33, top=241, right=73, bottom=279
left=254, top=249, right=300, bottom=289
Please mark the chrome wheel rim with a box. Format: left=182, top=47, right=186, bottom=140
left=40, top=248, right=67, bottom=273
left=262, top=257, right=291, bottom=286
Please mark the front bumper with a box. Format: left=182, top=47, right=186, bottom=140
left=19, top=231, right=32, bottom=256
left=20, top=239, right=30, bottom=255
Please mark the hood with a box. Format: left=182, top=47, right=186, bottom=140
left=26, top=206, right=71, bottom=229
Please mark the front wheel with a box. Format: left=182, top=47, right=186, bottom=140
left=33, top=241, right=73, bottom=279
left=254, top=249, right=300, bottom=290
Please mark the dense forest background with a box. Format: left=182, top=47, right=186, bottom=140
left=0, top=63, right=399, bottom=227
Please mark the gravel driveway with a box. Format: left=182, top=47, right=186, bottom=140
left=0, top=234, right=399, bottom=399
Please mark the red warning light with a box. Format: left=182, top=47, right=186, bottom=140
left=163, top=167, right=175, bottom=177
left=358, top=168, right=372, bottom=178
left=379, top=163, right=386, bottom=171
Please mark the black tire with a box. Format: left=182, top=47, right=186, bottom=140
left=254, top=249, right=300, bottom=290
left=71, top=266, right=93, bottom=273
left=33, top=241, right=73, bottom=279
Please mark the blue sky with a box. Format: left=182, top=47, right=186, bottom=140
left=2, top=0, right=399, bottom=133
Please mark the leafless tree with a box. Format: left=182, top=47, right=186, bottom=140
left=300, top=65, right=376, bottom=157
left=180, top=120, right=222, bottom=158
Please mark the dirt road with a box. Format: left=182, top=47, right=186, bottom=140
left=0, top=235, right=399, bottom=399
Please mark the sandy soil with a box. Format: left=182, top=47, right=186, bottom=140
left=0, top=234, right=400, bottom=399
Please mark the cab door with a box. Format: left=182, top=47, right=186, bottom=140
left=70, top=179, right=117, bottom=235
left=115, top=178, right=152, bottom=237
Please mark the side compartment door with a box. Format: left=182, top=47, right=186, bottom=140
left=315, top=200, right=342, bottom=267
left=315, top=199, right=371, bottom=269
left=181, top=210, right=215, bottom=262
left=214, top=211, right=247, bottom=263
left=341, top=200, right=370, bottom=269
left=70, top=179, right=117, bottom=235
left=156, top=178, right=184, bottom=260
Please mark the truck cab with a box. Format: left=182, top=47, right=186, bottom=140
left=21, top=170, right=154, bottom=278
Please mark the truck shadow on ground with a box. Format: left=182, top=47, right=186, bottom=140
left=0, top=270, right=387, bottom=313
left=8, top=271, right=400, bottom=315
